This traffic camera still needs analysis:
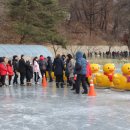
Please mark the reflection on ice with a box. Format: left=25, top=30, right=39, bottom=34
left=0, top=84, right=130, bottom=130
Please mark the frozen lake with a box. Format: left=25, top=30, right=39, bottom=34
left=0, top=83, right=130, bottom=130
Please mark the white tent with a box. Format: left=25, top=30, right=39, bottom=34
left=0, top=44, right=53, bottom=58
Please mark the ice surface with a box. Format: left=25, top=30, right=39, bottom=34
left=0, top=83, right=130, bottom=130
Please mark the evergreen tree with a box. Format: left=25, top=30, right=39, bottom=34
left=9, top=0, right=66, bottom=47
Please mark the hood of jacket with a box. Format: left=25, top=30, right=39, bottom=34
left=76, top=51, right=83, bottom=60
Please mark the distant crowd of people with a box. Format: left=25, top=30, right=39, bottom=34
left=0, top=52, right=92, bottom=94
left=88, top=51, right=130, bottom=59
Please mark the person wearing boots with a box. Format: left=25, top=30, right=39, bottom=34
left=74, top=51, right=88, bottom=94
left=53, top=54, right=64, bottom=88
left=18, top=55, right=26, bottom=86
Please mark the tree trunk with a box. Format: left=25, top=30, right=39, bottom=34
left=127, top=38, right=130, bottom=51
left=19, top=35, right=26, bottom=44
left=52, top=43, right=57, bottom=56
left=52, top=43, right=60, bottom=57
left=108, top=45, right=111, bottom=53
left=128, top=24, right=130, bottom=51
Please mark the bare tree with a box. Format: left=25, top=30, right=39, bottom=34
left=113, top=0, right=130, bottom=50
left=66, top=43, right=82, bottom=57
left=67, top=0, right=112, bottom=36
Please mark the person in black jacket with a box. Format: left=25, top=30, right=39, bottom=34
left=18, top=55, right=26, bottom=86
left=12, top=55, right=19, bottom=85
left=26, top=61, right=33, bottom=86
left=53, top=54, right=64, bottom=88
left=0, top=57, right=4, bottom=87
left=47, top=56, right=53, bottom=82
left=39, top=55, right=48, bottom=78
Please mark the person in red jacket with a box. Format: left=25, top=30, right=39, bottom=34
left=83, top=54, right=92, bottom=86
left=0, top=57, right=7, bottom=87
left=7, top=60, right=14, bottom=86
left=86, top=60, right=92, bottom=86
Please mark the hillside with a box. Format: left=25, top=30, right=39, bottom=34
left=0, top=0, right=129, bottom=48
left=0, top=0, right=107, bottom=45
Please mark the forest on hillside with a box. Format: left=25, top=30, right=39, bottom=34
left=0, top=0, right=130, bottom=50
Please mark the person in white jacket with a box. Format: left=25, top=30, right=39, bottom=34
left=33, top=57, right=41, bottom=85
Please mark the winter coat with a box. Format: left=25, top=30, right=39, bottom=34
left=65, top=59, right=70, bottom=76
left=33, top=61, right=40, bottom=72
left=86, top=61, right=92, bottom=77
left=12, top=60, right=19, bottom=72
left=0, top=63, right=7, bottom=76
left=74, top=51, right=87, bottom=75
left=26, top=64, right=33, bottom=80
left=53, top=57, right=64, bottom=76
left=47, top=57, right=52, bottom=71
left=18, top=58, right=26, bottom=73
left=33, top=61, right=42, bottom=78
left=7, top=64, right=14, bottom=76
left=65, top=59, right=75, bottom=77
left=39, top=56, right=48, bottom=71
left=0, top=57, right=3, bottom=63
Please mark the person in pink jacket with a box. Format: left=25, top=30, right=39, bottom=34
left=33, top=57, right=41, bottom=85
left=86, top=60, right=92, bottom=86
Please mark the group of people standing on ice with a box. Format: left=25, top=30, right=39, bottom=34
left=0, top=55, right=52, bottom=87
left=0, top=51, right=91, bottom=94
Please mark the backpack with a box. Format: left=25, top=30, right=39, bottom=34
left=39, top=60, right=47, bottom=71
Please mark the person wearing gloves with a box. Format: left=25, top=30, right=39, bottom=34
left=74, top=51, right=88, bottom=94
left=33, top=57, right=41, bottom=85
left=7, top=60, right=14, bottom=86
